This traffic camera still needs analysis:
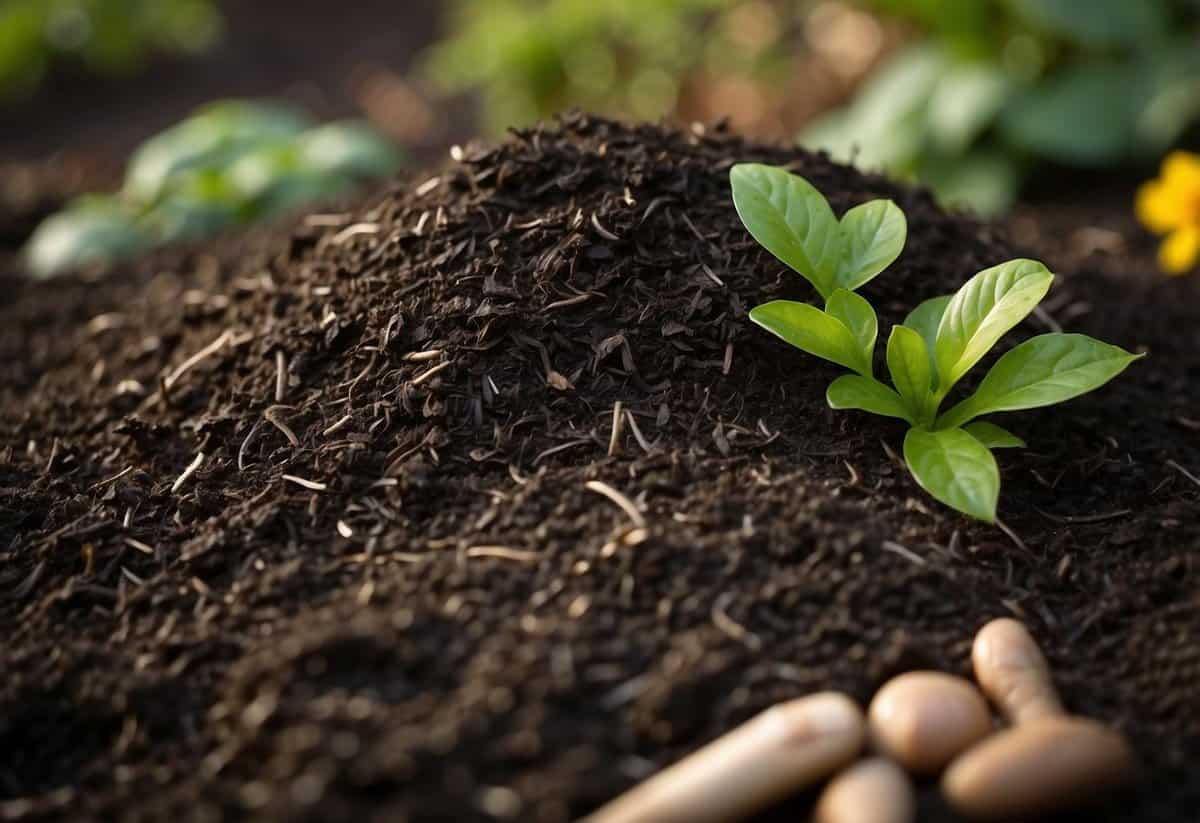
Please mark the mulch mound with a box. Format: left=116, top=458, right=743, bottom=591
left=1, top=113, right=1197, bottom=822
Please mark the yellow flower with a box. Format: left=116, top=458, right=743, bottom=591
left=1136, top=151, right=1200, bottom=275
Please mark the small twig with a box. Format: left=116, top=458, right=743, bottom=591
left=89, top=466, right=133, bottom=491
left=163, top=331, right=233, bottom=391
left=608, top=401, right=624, bottom=457
left=711, top=593, right=762, bottom=651
left=402, top=349, right=443, bottom=362
left=882, top=540, right=926, bottom=566
left=994, top=517, right=1031, bottom=556
left=263, top=406, right=300, bottom=447
left=171, top=452, right=205, bottom=494
left=282, top=475, right=327, bottom=492
left=323, top=414, right=352, bottom=437
left=411, top=361, right=452, bottom=386
left=1167, top=459, right=1200, bottom=489
left=591, top=213, right=620, bottom=241
left=465, top=546, right=540, bottom=563
left=1035, top=507, right=1132, bottom=525
left=585, top=480, right=647, bottom=528
left=124, top=537, right=156, bottom=556
left=624, top=410, right=654, bottom=454
left=238, top=419, right=264, bottom=471
left=274, top=350, right=288, bottom=404
left=545, top=293, right=595, bottom=311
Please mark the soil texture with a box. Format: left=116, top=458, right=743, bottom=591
left=1, top=113, right=1197, bottom=822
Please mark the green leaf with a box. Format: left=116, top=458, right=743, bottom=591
left=1000, top=64, right=1142, bottom=167
left=904, top=427, right=999, bottom=522
left=928, top=64, right=1012, bottom=155
left=750, top=301, right=869, bottom=375
left=934, top=259, right=1054, bottom=396
left=918, top=150, right=1023, bottom=217
left=731, top=164, right=844, bottom=299
left=1002, top=0, right=1167, bottom=48
left=964, top=421, right=1026, bottom=449
left=888, top=325, right=935, bottom=424
left=827, top=375, right=913, bottom=423
left=24, top=197, right=148, bottom=278
left=904, top=295, right=951, bottom=357
left=299, top=121, right=403, bottom=179
left=836, top=199, right=907, bottom=291
left=826, top=289, right=878, bottom=365
left=937, top=333, right=1143, bottom=429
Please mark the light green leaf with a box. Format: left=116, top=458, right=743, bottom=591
left=750, top=301, right=869, bottom=375
left=928, top=64, right=1012, bottom=155
left=937, top=333, right=1143, bottom=429
left=836, top=199, right=907, bottom=291
left=964, top=421, right=1026, bottom=449
left=904, top=427, right=999, bottom=522
left=888, top=325, right=935, bottom=424
left=827, top=375, right=912, bottom=423
left=826, top=288, right=878, bottom=365
left=730, top=163, right=844, bottom=299
left=934, top=259, right=1054, bottom=396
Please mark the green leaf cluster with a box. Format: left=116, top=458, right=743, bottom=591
left=24, top=101, right=404, bottom=278
left=801, top=0, right=1200, bottom=215
left=0, top=0, right=222, bottom=101
left=736, top=165, right=1141, bottom=522
left=423, top=0, right=796, bottom=134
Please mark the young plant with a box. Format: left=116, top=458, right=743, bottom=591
left=733, top=163, right=1142, bottom=522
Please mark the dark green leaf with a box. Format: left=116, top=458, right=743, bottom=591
left=904, top=426, right=999, bottom=522
left=1000, top=64, right=1142, bottom=167
left=1003, top=0, right=1167, bottom=48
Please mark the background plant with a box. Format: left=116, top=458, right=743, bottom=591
left=802, top=0, right=1200, bottom=215
left=24, top=100, right=403, bottom=277
left=733, top=164, right=1141, bottom=520
left=422, top=0, right=816, bottom=135
left=0, top=0, right=222, bottom=101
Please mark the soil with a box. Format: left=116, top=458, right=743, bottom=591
left=0, top=113, right=1197, bottom=822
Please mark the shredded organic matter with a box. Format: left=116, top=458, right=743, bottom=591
left=0, top=113, right=1197, bottom=822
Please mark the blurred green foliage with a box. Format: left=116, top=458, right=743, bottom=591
left=0, top=0, right=223, bottom=100
left=424, top=0, right=796, bottom=134
left=803, top=0, right=1200, bottom=214
left=25, top=101, right=404, bottom=277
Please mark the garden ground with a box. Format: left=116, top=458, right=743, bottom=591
left=0, top=114, right=1197, bottom=821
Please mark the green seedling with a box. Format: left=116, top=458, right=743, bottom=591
left=25, top=102, right=404, bottom=277
left=733, top=163, right=1142, bottom=522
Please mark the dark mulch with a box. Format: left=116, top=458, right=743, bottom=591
left=0, top=113, right=1197, bottom=822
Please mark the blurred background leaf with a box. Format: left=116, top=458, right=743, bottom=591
left=0, top=0, right=223, bottom=101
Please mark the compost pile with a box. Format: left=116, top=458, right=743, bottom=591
left=1, top=113, right=1197, bottom=822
